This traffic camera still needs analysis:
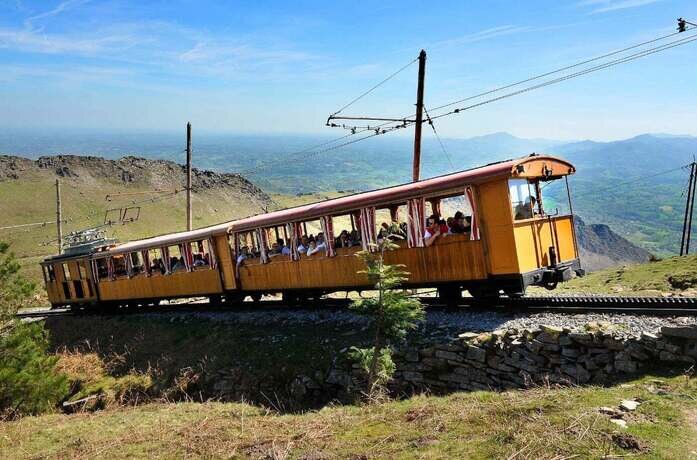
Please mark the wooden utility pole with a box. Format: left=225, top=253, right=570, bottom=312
left=55, top=179, right=63, bottom=254
left=681, top=161, right=697, bottom=255
left=186, top=122, right=192, bottom=232
left=412, top=49, right=426, bottom=182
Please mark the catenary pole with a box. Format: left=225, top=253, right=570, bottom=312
left=186, top=122, right=192, bottom=231
left=55, top=179, right=63, bottom=254
left=412, top=50, right=426, bottom=182
left=686, top=162, right=697, bottom=254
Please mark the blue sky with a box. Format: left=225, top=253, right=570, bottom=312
left=1, top=0, right=696, bottom=140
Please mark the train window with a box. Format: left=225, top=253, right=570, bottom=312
left=47, top=265, right=56, bottom=282
left=190, top=240, right=211, bottom=268
left=166, top=245, right=187, bottom=272
left=95, top=259, right=108, bottom=280
left=237, top=232, right=259, bottom=259
left=62, top=263, right=71, bottom=281
left=147, top=248, right=166, bottom=275
left=112, top=255, right=127, bottom=278
left=130, top=252, right=144, bottom=276
left=510, top=179, right=539, bottom=221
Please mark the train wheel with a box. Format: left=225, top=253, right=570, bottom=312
left=438, top=285, right=462, bottom=307
left=504, top=288, right=526, bottom=298
left=209, top=295, right=222, bottom=306
left=250, top=292, right=262, bottom=303
left=467, top=287, right=499, bottom=301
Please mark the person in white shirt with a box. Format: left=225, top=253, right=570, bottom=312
left=308, top=233, right=327, bottom=256
left=297, top=235, right=309, bottom=254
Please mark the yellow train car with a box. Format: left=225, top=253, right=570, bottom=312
left=41, top=153, right=582, bottom=308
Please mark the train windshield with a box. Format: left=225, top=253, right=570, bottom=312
left=509, top=177, right=573, bottom=220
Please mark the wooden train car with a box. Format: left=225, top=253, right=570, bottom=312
left=40, top=154, right=582, bottom=308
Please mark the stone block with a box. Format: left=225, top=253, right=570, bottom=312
left=615, top=360, right=637, bottom=373
left=561, top=347, right=581, bottom=358
left=559, top=335, right=573, bottom=346
left=466, top=345, right=487, bottom=363
left=422, top=357, right=449, bottom=370
left=661, top=326, right=697, bottom=340
left=525, top=339, right=544, bottom=353
left=435, top=350, right=463, bottom=362
left=402, top=371, right=424, bottom=382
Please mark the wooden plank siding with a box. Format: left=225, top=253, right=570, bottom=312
left=238, top=234, right=487, bottom=292
left=97, top=268, right=223, bottom=302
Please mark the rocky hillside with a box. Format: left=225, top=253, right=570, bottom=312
left=574, top=216, right=652, bottom=272
left=0, top=155, right=269, bottom=200
left=0, top=155, right=274, bottom=281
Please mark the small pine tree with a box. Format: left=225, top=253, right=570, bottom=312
left=0, top=241, right=35, bottom=322
left=0, top=322, right=69, bottom=418
left=0, top=241, right=68, bottom=417
left=350, top=226, right=424, bottom=395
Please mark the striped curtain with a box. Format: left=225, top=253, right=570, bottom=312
left=207, top=237, right=218, bottom=269
left=162, top=246, right=171, bottom=274
left=287, top=223, right=300, bottom=261
left=407, top=197, right=425, bottom=248
left=90, top=260, right=99, bottom=282
left=465, top=186, right=481, bottom=240
left=180, top=243, right=193, bottom=271
left=107, top=257, right=115, bottom=280
left=359, top=207, right=377, bottom=252
left=320, top=216, right=335, bottom=257
left=256, top=228, right=269, bottom=263
left=142, top=250, right=151, bottom=276
left=125, top=253, right=134, bottom=278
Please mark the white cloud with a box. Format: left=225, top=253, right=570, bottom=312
left=430, top=25, right=532, bottom=48
left=577, top=0, right=663, bottom=14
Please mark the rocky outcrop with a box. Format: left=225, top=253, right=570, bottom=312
left=0, top=154, right=273, bottom=208
left=575, top=216, right=652, bottom=271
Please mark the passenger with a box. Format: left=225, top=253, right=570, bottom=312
left=308, top=233, right=326, bottom=256
left=150, top=258, right=162, bottom=274
left=350, top=230, right=361, bottom=247
left=450, top=211, right=467, bottom=234
left=203, top=253, right=210, bottom=265
left=279, top=238, right=291, bottom=256
left=438, top=218, right=449, bottom=235
left=336, top=230, right=351, bottom=248
left=297, top=235, right=310, bottom=254
left=464, top=216, right=472, bottom=234
left=171, top=256, right=185, bottom=272
left=377, top=223, right=390, bottom=243
left=236, top=246, right=249, bottom=268
left=514, top=196, right=536, bottom=220
left=305, top=240, right=316, bottom=256
left=193, top=253, right=207, bottom=267
left=446, top=217, right=454, bottom=233
left=424, top=214, right=441, bottom=247
left=268, top=241, right=281, bottom=257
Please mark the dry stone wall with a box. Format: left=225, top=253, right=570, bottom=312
left=325, top=323, right=697, bottom=396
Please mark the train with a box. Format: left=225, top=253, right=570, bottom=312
left=40, top=153, right=583, bottom=309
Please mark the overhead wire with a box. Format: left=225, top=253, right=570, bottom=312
left=327, top=56, right=418, bottom=119
left=427, top=32, right=697, bottom=122
left=423, top=105, right=455, bottom=171
left=427, top=27, right=694, bottom=114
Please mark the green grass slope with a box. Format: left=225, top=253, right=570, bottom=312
left=1, top=374, right=695, bottom=458
left=0, top=156, right=273, bottom=283
left=554, top=254, right=697, bottom=295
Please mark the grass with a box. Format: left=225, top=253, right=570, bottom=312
left=551, top=254, right=697, bottom=295
left=1, top=374, right=695, bottom=458
left=0, top=174, right=270, bottom=284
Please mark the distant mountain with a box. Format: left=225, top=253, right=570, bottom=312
left=1, top=129, right=695, bottom=256
left=574, top=217, right=652, bottom=272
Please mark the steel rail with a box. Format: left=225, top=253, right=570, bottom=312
left=15, top=294, right=697, bottom=319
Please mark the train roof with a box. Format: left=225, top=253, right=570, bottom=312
left=81, top=153, right=574, bottom=257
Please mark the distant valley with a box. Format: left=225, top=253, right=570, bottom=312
left=1, top=130, right=695, bottom=257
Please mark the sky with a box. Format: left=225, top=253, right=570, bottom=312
left=1, top=0, right=696, bottom=141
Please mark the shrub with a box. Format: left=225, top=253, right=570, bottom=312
left=0, top=322, right=69, bottom=418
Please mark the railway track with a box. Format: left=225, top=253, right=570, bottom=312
left=15, top=294, right=697, bottom=319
